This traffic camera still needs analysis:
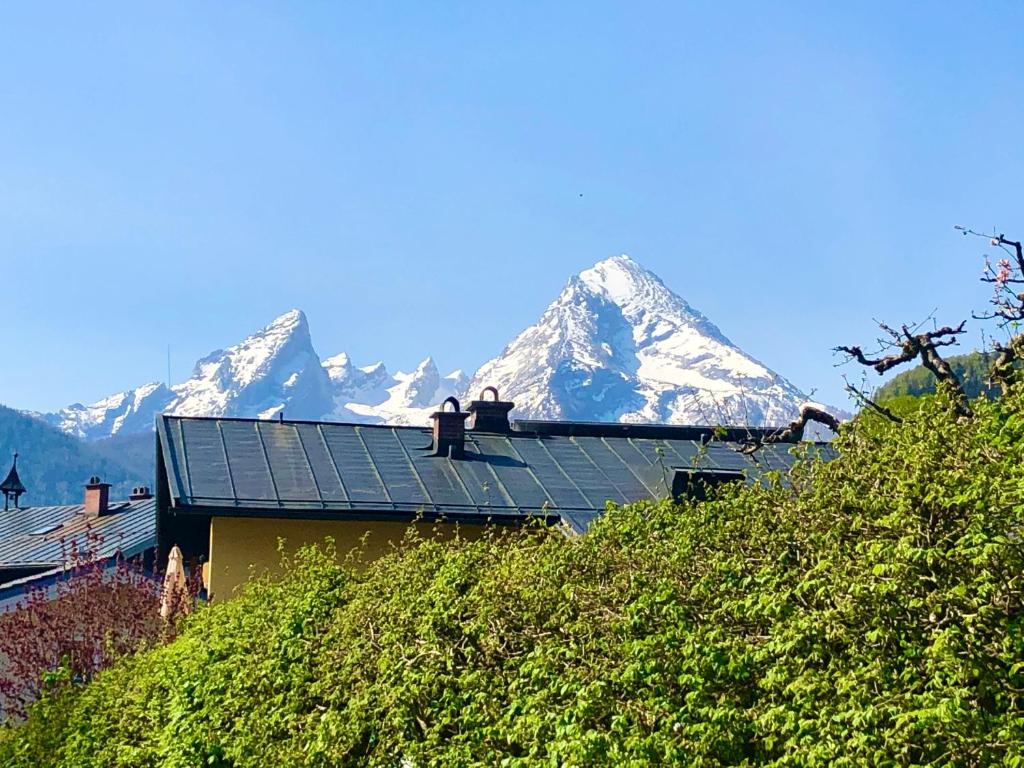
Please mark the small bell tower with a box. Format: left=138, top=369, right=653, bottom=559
left=1, top=452, right=26, bottom=511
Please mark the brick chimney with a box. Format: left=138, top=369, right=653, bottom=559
left=430, top=397, right=470, bottom=458
left=467, top=386, right=514, bottom=434
left=129, top=485, right=153, bottom=501
left=84, top=476, right=111, bottom=517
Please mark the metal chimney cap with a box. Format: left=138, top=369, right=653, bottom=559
left=431, top=397, right=470, bottom=421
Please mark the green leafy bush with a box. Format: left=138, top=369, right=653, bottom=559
left=2, top=385, right=1023, bottom=766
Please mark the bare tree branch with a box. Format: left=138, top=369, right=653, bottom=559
left=956, top=226, right=1024, bottom=270
left=834, top=343, right=917, bottom=374
left=836, top=320, right=971, bottom=417
left=771, top=404, right=840, bottom=441
left=843, top=380, right=901, bottom=424
left=958, top=226, right=1024, bottom=329
left=738, top=404, right=840, bottom=455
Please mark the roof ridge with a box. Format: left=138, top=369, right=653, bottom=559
left=159, top=413, right=432, bottom=431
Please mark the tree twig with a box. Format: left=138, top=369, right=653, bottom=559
left=843, top=381, right=901, bottom=423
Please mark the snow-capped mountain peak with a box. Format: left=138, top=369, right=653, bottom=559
left=359, top=361, right=387, bottom=376
left=578, top=254, right=664, bottom=305
left=187, top=308, right=310, bottom=388
left=45, top=309, right=335, bottom=438
left=169, top=309, right=331, bottom=420
left=388, top=357, right=440, bottom=409
left=465, top=254, right=810, bottom=426
left=322, top=352, right=355, bottom=384
left=577, top=254, right=740, bottom=348
left=334, top=356, right=467, bottom=426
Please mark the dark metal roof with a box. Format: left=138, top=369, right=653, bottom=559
left=157, top=415, right=808, bottom=529
left=0, top=498, right=156, bottom=571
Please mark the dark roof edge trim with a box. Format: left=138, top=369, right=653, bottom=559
left=512, top=420, right=798, bottom=442
left=169, top=504, right=563, bottom=527
left=155, top=415, right=188, bottom=505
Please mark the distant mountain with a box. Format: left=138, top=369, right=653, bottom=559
left=38, top=312, right=475, bottom=438
left=467, top=255, right=816, bottom=426
left=90, top=431, right=157, bottom=488
left=38, top=255, right=837, bottom=441
left=324, top=354, right=467, bottom=426
left=0, top=405, right=148, bottom=506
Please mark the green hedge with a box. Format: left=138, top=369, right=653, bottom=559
left=2, top=385, right=1023, bottom=766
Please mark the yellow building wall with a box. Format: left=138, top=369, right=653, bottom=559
left=207, top=516, right=485, bottom=600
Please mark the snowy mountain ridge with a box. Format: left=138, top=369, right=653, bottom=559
left=44, top=311, right=461, bottom=440
left=40, top=255, right=831, bottom=440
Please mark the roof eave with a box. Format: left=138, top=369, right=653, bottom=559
left=164, top=502, right=562, bottom=527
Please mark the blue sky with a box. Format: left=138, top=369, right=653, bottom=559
left=2, top=2, right=1022, bottom=412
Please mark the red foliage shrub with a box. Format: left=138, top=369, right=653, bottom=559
left=0, top=533, right=196, bottom=721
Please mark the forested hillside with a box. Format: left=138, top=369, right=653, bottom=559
left=875, top=350, right=997, bottom=401
left=3, top=380, right=1022, bottom=765
left=0, top=406, right=148, bottom=505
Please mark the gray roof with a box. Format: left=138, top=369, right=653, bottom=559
left=157, top=415, right=808, bottom=533
left=0, top=498, right=156, bottom=570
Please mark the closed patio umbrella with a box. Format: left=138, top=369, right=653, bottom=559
left=159, top=545, right=189, bottom=620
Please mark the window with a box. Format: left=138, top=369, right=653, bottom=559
left=671, top=468, right=744, bottom=502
